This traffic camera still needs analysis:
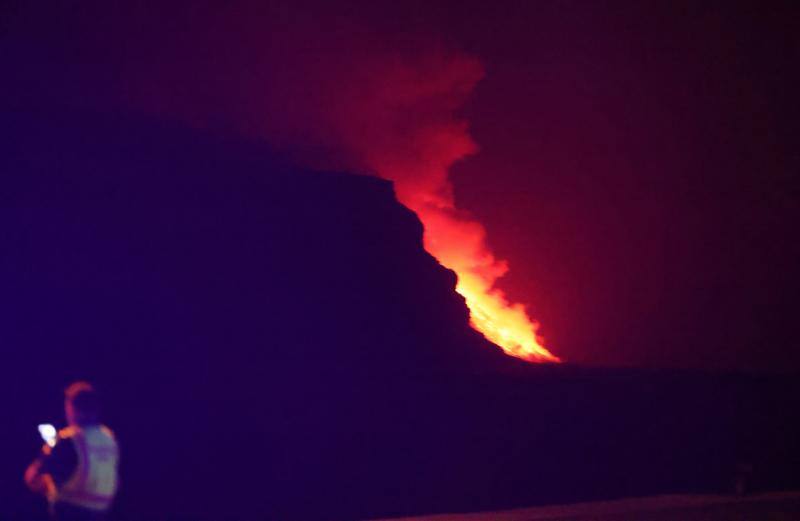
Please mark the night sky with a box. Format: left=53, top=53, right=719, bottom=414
left=3, top=3, right=800, bottom=520
left=3, top=0, right=799, bottom=370
left=449, top=2, right=800, bottom=370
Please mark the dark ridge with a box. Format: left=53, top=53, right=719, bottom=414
left=2, top=108, right=798, bottom=521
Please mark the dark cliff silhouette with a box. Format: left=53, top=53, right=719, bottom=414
left=2, top=109, right=799, bottom=520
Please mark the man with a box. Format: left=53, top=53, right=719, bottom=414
left=25, top=382, right=120, bottom=521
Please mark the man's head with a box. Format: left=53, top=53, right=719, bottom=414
left=64, top=381, right=101, bottom=426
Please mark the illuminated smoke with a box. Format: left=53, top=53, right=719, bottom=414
left=89, top=5, right=562, bottom=362
left=328, top=52, right=561, bottom=362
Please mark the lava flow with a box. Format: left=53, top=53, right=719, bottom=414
left=348, top=53, right=561, bottom=363
left=394, top=185, right=561, bottom=363
left=118, top=10, right=561, bottom=362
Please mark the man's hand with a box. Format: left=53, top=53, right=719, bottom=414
left=24, top=448, right=57, bottom=501
left=24, top=459, right=47, bottom=494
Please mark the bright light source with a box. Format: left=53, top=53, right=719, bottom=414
left=38, top=423, right=57, bottom=447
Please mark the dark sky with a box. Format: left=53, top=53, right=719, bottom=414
left=3, top=0, right=798, bottom=371
left=448, top=2, right=799, bottom=369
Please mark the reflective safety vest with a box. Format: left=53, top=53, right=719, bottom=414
left=57, top=425, right=119, bottom=511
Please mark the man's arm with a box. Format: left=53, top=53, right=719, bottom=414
left=24, top=446, right=54, bottom=495
left=24, top=438, right=77, bottom=496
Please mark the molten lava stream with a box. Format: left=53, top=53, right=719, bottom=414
left=456, top=275, right=559, bottom=362
left=404, top=198, right=561, bottom=363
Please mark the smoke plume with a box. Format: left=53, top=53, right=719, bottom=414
left=6, top=1, right=560, bottom=362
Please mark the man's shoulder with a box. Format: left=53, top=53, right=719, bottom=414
left=59, top=424, right=116, bottom=438
left=88, top=424, right=119, bottom=452
left=99, top=424, right=116, bottom=439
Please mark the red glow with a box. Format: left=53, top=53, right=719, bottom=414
left=391, top=173, right=560, bottom=363
left=122, top=22, right=561, bottom=362
left=345, top=53, right=561, bottom=363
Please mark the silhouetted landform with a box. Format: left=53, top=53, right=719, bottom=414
left=3, top=108, right=799, bottom=520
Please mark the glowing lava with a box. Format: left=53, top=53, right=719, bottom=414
left=393, top=187, right=561, bottom=363
left=348, top=53, right=561, bottom=363
left=456, top=274, right=559, bottom=363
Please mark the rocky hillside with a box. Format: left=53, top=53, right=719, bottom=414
left=2, top=109, right=798, bottom=521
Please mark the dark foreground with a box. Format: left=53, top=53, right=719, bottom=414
left=371, top=492, right=800, bottom=521
left=4, top=109, right=800, bottom=521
